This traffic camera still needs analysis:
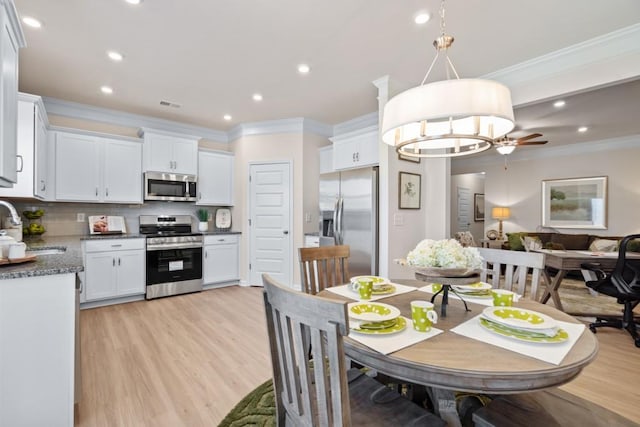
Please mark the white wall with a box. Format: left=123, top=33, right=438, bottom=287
left=452, top=138, right=640, bottom=237
left=450, top=173, right=486, bottom=241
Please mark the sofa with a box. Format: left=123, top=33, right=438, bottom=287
left=502, top=232, right=640, bottom=252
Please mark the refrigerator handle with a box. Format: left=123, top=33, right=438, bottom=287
left=332, top=198, right=339, bottom=242
left=337, top=197, right=344, bottom=245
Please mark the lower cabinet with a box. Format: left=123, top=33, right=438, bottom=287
left=203, top=234, right=239, bottom=285
left=83, top=238, right=145, bottom=301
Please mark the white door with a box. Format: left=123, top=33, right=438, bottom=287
left=249, top=162, right=292, bottom=287
left=457, top=186, right=471, bottom=232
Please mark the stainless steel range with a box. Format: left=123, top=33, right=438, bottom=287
left=140, top=215, right=203, bottom=300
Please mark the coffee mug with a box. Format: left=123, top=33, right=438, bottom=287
left=353, top=280, right=373, bottom=300
left=431, top=283, right=443, bottom=293
left=8, top=242, right=26, bottom=259
left=410, top=300, right=438, bottom=332
left=492, top=289, right=515, bottom=307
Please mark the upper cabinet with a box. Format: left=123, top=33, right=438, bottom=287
left=331, top=125, right=379, bottom=171
left=0, top=1, right=25, bottom=187
left=0, top=93, right=48, bottom=199
left=53, top=130, right=143, bottom=203
left=319, top=145, right=333, bottom=175
left=197, top=150, right=234, bottom=206
left=140, top=128, right=199, bottom=175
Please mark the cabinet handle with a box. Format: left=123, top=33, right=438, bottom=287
left=112, top=258, right=115, bottom=267
left=173, top=161, right=177, bottom=169
left=106, top=188, right=109, bottom=197
left=16, top=155, right=23, bottom=172
left=118, top=258, right=121, bottom=266
left=40, top=180, right=46, bottom=191
left=111, top=244, right=122, bottom=248
left=356, top=152, right=359, bottom=162
left=96, top=187, right=99, bottom=196
left=205, top=251, right=208, bottom=258
left=352, top=153, right=355, bottom=162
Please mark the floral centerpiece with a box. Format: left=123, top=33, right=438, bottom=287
left=402, top=238, right=483, bottom=277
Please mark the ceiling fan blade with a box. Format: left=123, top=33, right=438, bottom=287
left=517, top=140, right=548, bottom=146
left=515, top=133, right=543, bottom=143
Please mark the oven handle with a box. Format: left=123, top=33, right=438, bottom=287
left=146, top=242, right=204, bottom=251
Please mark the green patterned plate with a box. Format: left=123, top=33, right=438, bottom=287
left=350, top=283, right=396, bottom=295
left=479, top=318, right=569, bottom=344
left=350, top=317, right=407, bottom=335
left=482, top=306, right=557, bottom=330
left=348, top=302, right=401, bottom=322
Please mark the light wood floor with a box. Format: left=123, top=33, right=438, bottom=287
left=75, top=285, right=640, bottom=426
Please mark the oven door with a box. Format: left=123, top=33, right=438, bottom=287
left=147, top=246, right=202, bottom=285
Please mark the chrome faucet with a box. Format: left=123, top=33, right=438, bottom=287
left=0, top=200, right=21, bottom=226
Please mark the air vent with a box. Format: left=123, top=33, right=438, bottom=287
left=159, top=100, right=181, bottom=108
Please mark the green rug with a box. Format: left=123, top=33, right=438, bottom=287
left=218, top=380, right=276, bottom=427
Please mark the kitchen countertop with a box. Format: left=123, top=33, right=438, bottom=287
left=0, top=236, right=84, bottom=280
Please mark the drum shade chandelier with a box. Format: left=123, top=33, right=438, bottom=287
left=381, top=0, right=515, bottom=158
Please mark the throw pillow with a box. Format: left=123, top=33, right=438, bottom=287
left=588, top=238, right=619, bottom=252
left=507, top=232, right=526, bottom=251
left=521, top=236, right=542, bottom=251
left=550, top=233, right=591, bottom=250
left=627, top=239, right=640, bottom=253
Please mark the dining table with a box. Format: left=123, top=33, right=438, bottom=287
left=319, top=279, right=599, bottom=424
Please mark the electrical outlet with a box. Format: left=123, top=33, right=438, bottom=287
left=77, top=213, right=85, bottom=222
left=304, top=212, right=312, bottom=223
left=393, top=213, right=404, bottom=226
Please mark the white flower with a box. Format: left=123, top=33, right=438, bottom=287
left=406, top=239, right=483, bottom=269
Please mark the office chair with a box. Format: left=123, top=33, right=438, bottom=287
left=581, top=233, right=640, bottom=348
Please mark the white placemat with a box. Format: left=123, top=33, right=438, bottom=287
left=450, top=315, right=586, bottom=365
left=348, top=316, right=443, bottom=355
left=326, top=283, right=417, bottom=301
left=417, top=284, right=521, bottom=307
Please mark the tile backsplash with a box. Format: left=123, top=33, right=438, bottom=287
left=3, top=200, right=227, bottom=237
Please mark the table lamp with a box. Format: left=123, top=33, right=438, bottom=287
left=491, top=207, right=510, bottom=240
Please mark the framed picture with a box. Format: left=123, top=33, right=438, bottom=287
left=541, top=176, right=607, bottom=229
left=399, top=172, right=421, bottom=209
left=398, top=152, right=421, bottom=163
left=474, top=193, right=485, bottom=221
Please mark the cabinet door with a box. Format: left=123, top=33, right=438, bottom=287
left=171, top=138, right=198, bottom=175
left=143, top=133, right=174, bottom=172
left=115, top=250, right=145, bottom=296
left=103, top=138, right=142, bottom=203
left=34, top=104, right=48, bottom=199
left=0, top=100, right=33, bottom=197
left=84, top=252, right=117, bottom=301
left=55, top=132, right=100, bottom=201
left=203, top=243, right=239, bottom=284
left=332, top=129, right=379, bottom=171
left=0, top=16, right=19, bottom=186
left=197, top=151, right=234, bottom=206
left=319, top=146, right=333, bottom=174
left=332, top=137, right=359, bottom=170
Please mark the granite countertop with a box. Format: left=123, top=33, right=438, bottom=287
left=0, top=236, right=85, bottom=280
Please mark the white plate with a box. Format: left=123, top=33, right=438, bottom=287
left=347, top=302, right=401, bottom=322
left=452, top=282, right=492, bottom=291
left=481, top=306, right=558, bottom=331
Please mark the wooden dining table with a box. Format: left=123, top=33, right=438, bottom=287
left=319, top=279, right=598, bottom=395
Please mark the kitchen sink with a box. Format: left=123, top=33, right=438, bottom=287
left=26, top=247, right=67, bottom=256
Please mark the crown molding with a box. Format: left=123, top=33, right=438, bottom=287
left=19, top=92, right=49, bottom=127
left=453, top=134, right=640, bottom=170
left=484, top=24, right=640, bottom=106
left=48, top=125, right=143, bottom=143
left=227, top=117, right=333, bottom=142
left=2, top=0, right=25, bottom=47
left=42, top=97, right=228, bottom=142
left=333, top=112, right=378, bottom=136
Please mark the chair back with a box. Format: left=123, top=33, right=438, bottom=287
left=299, top=245, right=350, bottom=295
left=612, top=234, right=640, bottom=296
left=262, top=273, right=351, bottom=426
left=478, top=248, right=546, bottom=300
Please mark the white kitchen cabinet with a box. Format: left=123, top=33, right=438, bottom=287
left=83, top=238, right=146, bottom=301
left=34, top=98, right=49, bottom=198
left=0, top=94, right=48, bottom=198
left=54, top=130, right=142, bottom=203
left=140, top=128, right=199, bottom=175
left=331, top=126, right=378, bottom=171
left=197, top=149, right=234, bottom=206
left=304, top=234, right=320, bottom=247
left=203, top=234, right=239, bottom=285
left=319, top=145, right=333, bottom=174
left=0, top=1, right=25, bottom=187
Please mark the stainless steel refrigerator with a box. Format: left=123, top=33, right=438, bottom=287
left=319, top=167, right=378, bottom=277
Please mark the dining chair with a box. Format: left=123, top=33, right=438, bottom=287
left=298, top=245, right=350, bottom=295
left=262, top=273, right=444, bottom=426
left=478, top=247, right=546, bottom=301
left=581, top=234, right=640, bottom=348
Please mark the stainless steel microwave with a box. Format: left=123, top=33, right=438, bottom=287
left=144, top=172, right=197, bottom=202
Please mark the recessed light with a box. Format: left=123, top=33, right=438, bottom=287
left=553, top=100, right=566, bottom=108
left=125, top=0, right=142, bottom=4
left=107, top=51, right=124, bottom=62
left=22, top=16, right=42, bottom=28
left=100, top=86, right=114, bottom=95
left=252, top=93, right=263, bottom=102
left=414, top=13, right=430, bottom=24
left=578, top=126, right=588, bottom=133
left=223, top=114, right=232, bottom=121
left=297, top=64, right=310, bottom=74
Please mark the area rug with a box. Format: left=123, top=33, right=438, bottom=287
left=218, top=380, right=276, bottom=427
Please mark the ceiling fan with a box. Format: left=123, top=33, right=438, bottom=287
left=493, top=133, right=548, bottom=155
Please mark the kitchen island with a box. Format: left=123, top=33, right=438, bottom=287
left=0, top=237, right=84, bottom=427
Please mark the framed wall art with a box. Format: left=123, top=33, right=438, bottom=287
left=399, top=172, right=421, bottom=209
left=541, top=176, right=607, bottom=229
left=474, top=193, right=485, bottom=221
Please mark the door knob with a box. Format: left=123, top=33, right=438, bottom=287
left=283, top=231, right=289, bottom=235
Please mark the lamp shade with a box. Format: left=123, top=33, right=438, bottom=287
left=491, top=207, right=511, bottom=220
left=495, top=145, right=516, bottom=155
